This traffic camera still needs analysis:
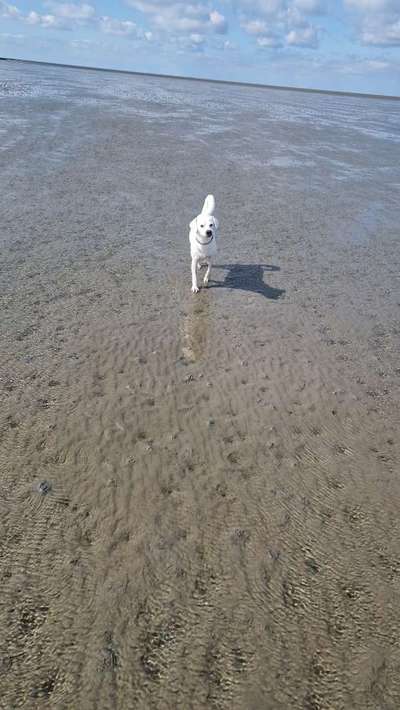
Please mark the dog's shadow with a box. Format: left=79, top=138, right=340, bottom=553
left=209, top=263, right=285, bottom=300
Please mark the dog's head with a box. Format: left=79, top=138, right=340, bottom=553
left=190, top=213, right=219, bottom=242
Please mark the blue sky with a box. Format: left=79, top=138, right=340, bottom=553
left=1, top=0, right=400, bottom=94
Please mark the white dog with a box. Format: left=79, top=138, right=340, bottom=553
left=189, top=194, right=219, bottom=293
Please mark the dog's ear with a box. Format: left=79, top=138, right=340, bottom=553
left=190, top=217, right=197, bottom=231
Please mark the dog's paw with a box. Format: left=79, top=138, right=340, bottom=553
left=191, top=285, right=200, bottom=293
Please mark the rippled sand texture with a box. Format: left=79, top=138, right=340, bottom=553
left=1, top=61, right=400, bottom=710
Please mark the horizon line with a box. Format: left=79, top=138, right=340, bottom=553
left=1, top=56, right=399, bottom=101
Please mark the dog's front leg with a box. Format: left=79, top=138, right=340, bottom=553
left=203, top=259, right=211, bottom=287
left=191, top=257, right=200, bottom=293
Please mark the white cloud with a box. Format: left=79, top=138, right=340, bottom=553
left=170, top=29, right=207, bottom=52
left=286, top=6, right=310, bottom=26
left=345, top=0, right=397, bottom=10
left=124, top=0, right=159, bottom=11
left=241, top=19, right=269, bottom=34
left=1, top=0, right=318, bottom=53
left=128, top=1, right=204, bottom=20
left=190, top=32, right=205, bottom=44
left=20, top=2, right=96, bottom=29
left=0, top=0, right=22, bottom=18
left=45, top=2, right=95, bottom=20
left=361, top=19, right=400, bottom=45
left=339, top=57, right=391, bottom=73
left=240, top=0, right=287, bottom=18
left=0, top=31, right=24, bottom=38
left=364, top=58, right=389, bottom=68
left=210, top=9, right=228, bottom=33
left=153, top=13, right=205, bottom=32
left=100, top=16, right=138, bottom=36
left=70, top=38, right=93, bottom=48
left=241, top=0, right=328, bottom=15
left=293, top=0, right=324, bottom=14
left=126, top=1, right=227, bottom=36
left=1, top=0, right=148, bottom=38
left=286, top=25, right=318, bottom=46
left=241, top=0, right=322, bottom=48
left=26, top=11, right=61, bottom=28
left=345, top=0, right=400, bottom=45
left=257, top=34, right=282, bottom=47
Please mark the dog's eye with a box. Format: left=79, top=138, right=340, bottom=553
left=200, top=225, right=204, bottom=228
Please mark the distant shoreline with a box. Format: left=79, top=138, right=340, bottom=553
left=1, top=56, right=399, bottom=102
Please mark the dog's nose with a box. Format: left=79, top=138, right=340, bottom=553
left=206, top=230, right=212, bottom=237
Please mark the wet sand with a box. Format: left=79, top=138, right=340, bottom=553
left=1, top=61, right=400, bottom=709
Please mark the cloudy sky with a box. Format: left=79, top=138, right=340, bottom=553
left=1, top=0, right=400, bottom=94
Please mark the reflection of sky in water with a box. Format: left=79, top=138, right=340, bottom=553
left=347, top=201, right=386, bottom=244
left=1, top=60, right=400, bottom=166
left=268, top=156, right=316, bottom=168
left=0, top=116, right=30, bottom=151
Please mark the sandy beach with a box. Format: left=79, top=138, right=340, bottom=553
left=1, top=60, right=400, bottom=709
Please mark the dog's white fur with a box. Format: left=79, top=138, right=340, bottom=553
left=189, top=195, right=219, bottom=293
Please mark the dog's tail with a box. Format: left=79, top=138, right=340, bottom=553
left=201, top=194, right=215, bottom=215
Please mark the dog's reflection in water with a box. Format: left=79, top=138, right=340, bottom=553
left=181, top=298, right=211, bottom=364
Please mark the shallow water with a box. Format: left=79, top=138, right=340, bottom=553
left=1, top=60, right=400, bottom=709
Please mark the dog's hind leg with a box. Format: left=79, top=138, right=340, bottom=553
left=203, top=259, right=211, bottom=287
